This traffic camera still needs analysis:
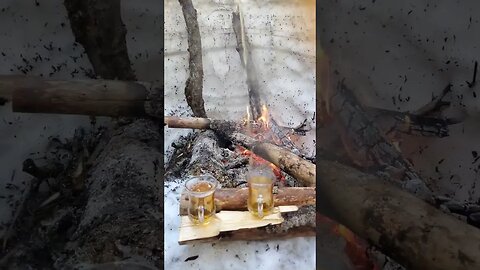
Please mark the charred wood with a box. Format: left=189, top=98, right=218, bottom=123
left=232, top=10, right=263, bottom=120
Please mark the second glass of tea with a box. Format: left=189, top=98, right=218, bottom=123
left=247, top=161, right=275, bottom=218
left=185, top=174, right=219, bottom=225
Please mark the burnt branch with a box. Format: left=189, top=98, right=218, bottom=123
left=415, top=84, right=452, bottom=116
left=232, top=10, right=263, bottom=119
left=179, top=0, right=207, bottom=118
left=329, top=81, right=480, bottom=224
left=64, top=0, right=136, bottom=80
left=329, top=81, right=434, bottom=201
left=368, top=107, right=459, bottom=138
left=466, top=61, right=478, bottom=88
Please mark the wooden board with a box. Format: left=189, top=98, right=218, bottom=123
left=178, top=206, right=298, bottom=243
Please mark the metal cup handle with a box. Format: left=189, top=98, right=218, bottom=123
left=257, top=194, right=264, bottom=218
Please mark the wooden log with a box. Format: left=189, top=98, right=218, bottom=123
left=316, top=159, right=480, bottom=270
left=179, top=187, right=315, bottom=215
left=179, top=205, right=315, bottom=245
left=164, top=116, right=212, bottom=129
left=252, top=143, right=315, bottom=187
left=0, top=75, right=149, bottom=117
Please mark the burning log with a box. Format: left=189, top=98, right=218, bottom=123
left=252, top=142, right=315, bottom=187
left=179, top=0, right=207, bottom=117
left=178, top=205, right=315, bottom=245
left=316, top=159, right=480, bottom=270
left=179, top=187, right=315, bottom=215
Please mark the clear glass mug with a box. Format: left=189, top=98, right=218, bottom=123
left=247, top=160, right=275, bottom=218
left=185, top=174, right=219, bottom=225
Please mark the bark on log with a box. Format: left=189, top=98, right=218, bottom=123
left=179, top=187, right=315, bottom=215
left=1, top=75, right=148, bottom=117
left=164, top=116, right=212, bottom=129
left=252, top=143, right=316, bottom=187
left=178, top=205, right=315, bottom=245
left=64, top=0, right=136, bottom=80
left=316, top=159, right=480, bottom=270
left=1, top=75, right=163, bottom=117
left=56, top=119, right=162, bottom=268
left=179, top=0, right=207, bottom=118
left=184, top=130, right=232, bottom=186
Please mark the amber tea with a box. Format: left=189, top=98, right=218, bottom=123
left=185, top=175, right=218, bottom=225
left=248, top=176, right=274, bottom=218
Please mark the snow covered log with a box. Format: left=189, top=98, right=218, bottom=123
left=316, top=159, right=480, bottom=270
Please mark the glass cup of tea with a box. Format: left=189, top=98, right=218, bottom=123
left=185, top=174, right=219, bottom=225
left=247, top=161, right=275, bottom=218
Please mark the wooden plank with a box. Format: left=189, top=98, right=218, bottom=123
left=179, top=205, right=315, bottom=245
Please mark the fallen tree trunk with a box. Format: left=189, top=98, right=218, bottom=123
left=179, top=205, right=315, bottom=245
left=316, top=159, right=480, bottom=270
left=179, top=187, right=315, bottom=215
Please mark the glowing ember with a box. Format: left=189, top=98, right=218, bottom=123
left=317, top=214, right=379, bottom=270
left=236, top=145, right=285, bottom=184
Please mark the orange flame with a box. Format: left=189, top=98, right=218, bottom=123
left=258, top=104, right=269, bottom=130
